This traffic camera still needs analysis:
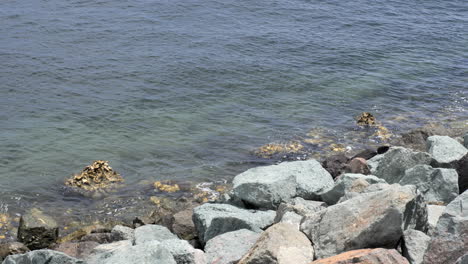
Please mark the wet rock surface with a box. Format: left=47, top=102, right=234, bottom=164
left=17, top=208, right=59, bottom=250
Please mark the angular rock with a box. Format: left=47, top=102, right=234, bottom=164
left=455, top=154, right=468, bottom=194
left=399, top=124, right=450, bottom=151
left=90, top=240, right=132, bottom=255
left=427, top=136, right=468, bottom=165
left=400, top=165, right=458, bottom=204
left=274, top=198, right=327, bottom=229
left=456, top=254, right=468, bottom=264
left=17, top=208, right=59, bottom=250
left=321, top=174, right=386, bottom=205
left=352, top=149, right=377, bottom=160
left=52, top=241, right=99, bottom=259
left=0, top=242, right=29, bottom=262
left=2, top=249, right=85, bottom=264
left=204, top=229, right=260, bottom=264
left=310, top=248, right=409, bottom=264
left=322, top=154, right=350, bottom=178
left=238, top=223, right=314, bottom=264
left=159, top=239, right=204, bottom=264
left=368, top=147, right=432, bottom=183
left=464, top=133, right=468, bottom=149
left=401, top=229, right=430, bottom=264
left=192, top=203, right=275, bottom=244
left=345, top=158, right=370, bottom=175
left=423, top=190, right=468, bottom=264
left=86, top=240, right=176, bottom=264
left=427, top=205, right=445, bottom=234
left=301, top=185, right=428, bottom=259
left=134, top=224, right=178, bottom=245
left=111, top=225, right=134, bottom=243
left=172, top=207, right=196, bottom=240
left=232, top=160, right=333, bottom=209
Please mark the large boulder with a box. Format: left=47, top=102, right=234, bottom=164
left=192, top=203, right=275, bottom=244
left=399, top=123, right=450, bottom=151
left=237, top=223, right=314, bottom=264
left=423, top=190, right=468, bottom=264
left=321, top=174, right=386, bottom=205
left=232, top=160, right=333, bottom=209
left=2, top=250, right=85, bottom=264
left=368, top=147, right=432, bottom=183
left=86, top=240, right=176, bottom=264
left=400, top=165, right=458, bottom=204
left=204, top=229, right=260, bottom=264
left=134, top=224, right=178, bottom=245
left=274, top=198, right=327, bottom=229
left=401, top=229, right=430, bottom=264
left=345, top=157, right=371, bottom=175
left=310, top=248, right=409, bottom=264
left=17, top=208, right=59, bottom=250
left=158, top=239, right=205, bottom=264
left=427, top=136, right=468, bottom=165
left=455, top=154, right=468, bottom=194
left=301, top=184, right=428, bottom=259
left=172, top=206, right=197, bottom=240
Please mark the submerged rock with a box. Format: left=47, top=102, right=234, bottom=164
left=301, top=184, right=428, bottom=259
left=310, top=248, right=409, bottom=264
left=238, top=223, right=314, bottom=264
left=232, top=160, right=333, bottom=209
left=356, top=112, right=376, bottom=126
left=17, top=208, right=59, bottom=250
left=65, top=160, right=124, bottom=196
left=423, top=190, right=468, bottom=264
left=192, top=203, right=275, bottom=244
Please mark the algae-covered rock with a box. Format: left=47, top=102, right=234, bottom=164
left=17, top=208, right=59, bottom=250
left=65, top=160, right=123, bottom=194
left=356, top=112, right=376, bottom=126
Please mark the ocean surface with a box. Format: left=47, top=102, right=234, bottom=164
left=0, top=0, right=467, bottom=223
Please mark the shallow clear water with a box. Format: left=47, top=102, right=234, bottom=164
left=0, top=0, right=467, bottom=215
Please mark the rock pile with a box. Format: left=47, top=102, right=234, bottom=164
left=3, top=133, right=468, bottom=264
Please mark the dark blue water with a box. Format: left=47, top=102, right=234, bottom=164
left=0, top=0, right=467, bottom=214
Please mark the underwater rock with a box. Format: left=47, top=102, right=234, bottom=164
left=65, top=160, right=124, bottom=196
left=356, top=112, right=376, bottom=126
left=253, top=141, right=305, bottom=159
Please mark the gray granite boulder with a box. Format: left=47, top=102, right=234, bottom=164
left=134, top=224, right=178, bottom=245
left=159, top=239, right=205, bottom=264
left=401, top=229, right=430, bottom=264
left=400, top=165, right=458, bottom=204
left=232, top=160, right=333, bottom=209
left=427, top=205, right=445, bottom=234
left=192, top=203, right=275, bottom=244
left=368, top=147, right=432, bottom=183
left=423, top=190, right=468, bottom=264
left=2, top=250, right=85, bottom=264
left=238, top=223, right=314, bottom=264
left=274, top=198, right=327, bottom=229
left=86, top=240, right=176, bottom=264
left=204, top=229, right=260, bottom=264
left=427, top=136, right=468, bottom=165
left=301, top=184, right=428, bottom=259
left=321, top=173, right=386, bottom=205
left=17, top=208, right=59, bottom=250
left=111, top=225, right=134, bottom=243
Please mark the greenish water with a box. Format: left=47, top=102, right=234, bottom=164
left=0, top=0, right=467, bottom=226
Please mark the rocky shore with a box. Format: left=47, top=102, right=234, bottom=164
left=1, top=125, right=467, bottom=264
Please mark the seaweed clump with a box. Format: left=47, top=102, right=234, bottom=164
left=65, top=160, right=124, bottom=192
